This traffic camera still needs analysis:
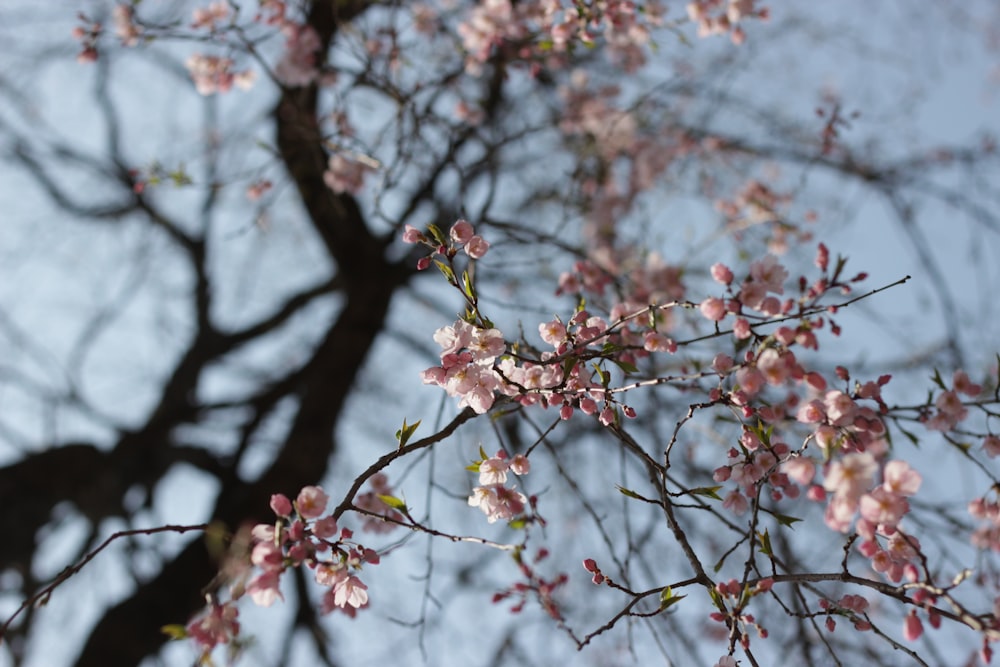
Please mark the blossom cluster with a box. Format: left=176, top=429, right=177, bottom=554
left=686, top=0, right=769, bottom=45
left=184, top=484, right=386, bottom=659
left=185, top=54, right=256, bottom=96
left=468, top=450, right=531, bottom=523
left=708, top=577, right=773, bottom=651
left=456, top=0, right=668, bottom=75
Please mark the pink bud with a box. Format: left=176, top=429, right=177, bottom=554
left=270, top=493, right=293, bottom=517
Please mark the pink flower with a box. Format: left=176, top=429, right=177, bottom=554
left=333, top=574, right=369, bottom=609
left=469, top=327, right=505, bottom=361
left=711, top=262, right=734, bottom=285
left=247, top=570, right=284, bottom=606
left=643, top=332, right=675, bottom=353
left=823, top=391, right=857, bottom=426
left=187, top=599, right=240, bottom=650
left=733, top=317, right=751, bottom=339
left=479, top=455, right=510, bottom=485
left=824, top=452, right=877, bottom=501
left=882, top=460, right=921, bottom=496
left=749, top=255, right=788, bottom=294
left=902, top=610, right=923, bottom=641
left=859, top=488, right=909, bottom=528
left=796, top=399, right=825, bottom=424
left=509, top=454, right=530, bottom=475
left=700, top=297, right=726, bottom=321
left=251, top=541, right=284, bottom=571
left=984, top=435, right=1000, bottom=458
left=313, top=515, right=339, bottom=538
left=450, top=219, right=475, bottom=244
left=782, top=457, right=816, bottom=485
left=323, top=154, right=372, bottom=195
left=712, top=353, right=734, bottom=373
left=296, top=485, right=329, bottom=519
left=270, top=493, right=293, bottom=517
left=464, top=235, right=490, bottom=259
left=539, top=320, right=567, bottom=346
left=953, top=370, right=982, bottom=397
left=722, top=489, right=749, bottom=515
left=402, top=224, right=424, bottom=244
left=468, top=484, right=527, bottom=523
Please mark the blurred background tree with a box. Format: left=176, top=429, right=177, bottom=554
left=1, top=1, right=1000, bottom=665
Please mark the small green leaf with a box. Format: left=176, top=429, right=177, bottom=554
left=465, top=464, right=480, bottom=472
left=773, top=513, right=802, bottom=529
left=611, top=359, right=638, bottom=375
left=396, top=418, right=421, bottom=448
left=896, top=424, right=920, bottom=447
left=433, top=259, right=456, bottom=284
left=757, top=529, right=773, bottom=557
left=161, top=624, right=188, bottom=641
left=616, top=485, right=642, bottom=500
left=592, top=362, right=607, bottom=386
left=713, top=554, right=728, bottom=573
left=689, top=486, right=723, bottom=500
left=479, top=445, right=489, bottom=461
left=426, top=223, right=446, bottom=246
left=930, top=367, right=946, bottom=390
left=658, top=586, right=687, bottom=611
left=378, top=494, right=408, bottom=511
left=508, top=518, right=527, bottom=529
left=462, top=270, right=475, bottom=300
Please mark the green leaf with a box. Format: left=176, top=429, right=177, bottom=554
left=713, top=554, right=728, bottom=573
left=561, top=356, right=578, bottom=379
left=896, top=424, right=920, bottom=447
left=161, top=624, right=188, bottom=641
left=689, top=486, right=723, bottom=500
left=508, top=518, right=528, bottom=529
left=930, top=367, right=946, bottom=390
left=378, top=494, right=408, bottom=511
left=462, top=270, right=475, bottom=300
left=616, top=485, right=642, bottom=500
left=479, top=445, right=489, bottom=461
left=592, top=362, right=608, bottom=386
left=773, top=513, right=802, bottom=529
left=396, top=418, right=421, bottom=448
left=658, top=586, right=687, bottom=611
left=465, top=464, right=480, bottom=472
left=757, top=529, right=772, bottom=556
left=433, top=260, right=456, bottom=284
left=611, top=359, right=638, bottom=375
left=426, top=223, right=446, bottom=246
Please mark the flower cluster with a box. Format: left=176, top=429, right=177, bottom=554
left=468, top=450, right=531, bottom=523
left=493, top=548, right=567, bottom=620
left=353, top=473, right=405, bottom=534
left=275, top=22, right=322, bottom=86
left=456, top=0, right=666, bottom=75
left=686, top=0, right=769, bottom=45
left=923, top=369, right=982, bottom=432
left=708, top=577, right=773, bottom=650
left=185, top=54, right=256, bottom=96
left=191, top=2, right=230, bottom=31
left=421, top=319, right=507, bottom=414
left=245, top=486, right=377, bottom=616
left=819, top=594, right=871, bottom=633
left=323, top=154, right=374, bottom=195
